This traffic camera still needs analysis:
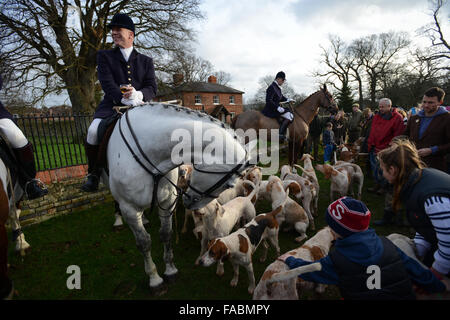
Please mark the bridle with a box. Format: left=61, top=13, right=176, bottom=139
left=320, top=88, right=338, bottom=114
left=185, top=156, right=249, bottom=203
left=118, top=108, right=249, bottom=212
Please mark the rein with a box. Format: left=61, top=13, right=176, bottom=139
left=186, top=157, right=248, bottom=202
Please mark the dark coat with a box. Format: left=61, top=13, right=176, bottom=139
left=404, top=109, right=450, bottom=172
left=261, top=82, right=287, bottom=118
left=94, top=47, right=157, bottom=119
left=0, top=75, right=14, bottom=121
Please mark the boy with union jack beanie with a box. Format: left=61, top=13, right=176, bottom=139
left=279, top=197, right=448, bottom=299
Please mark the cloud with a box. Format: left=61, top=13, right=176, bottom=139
left=190, top=0, right=444, bottom=101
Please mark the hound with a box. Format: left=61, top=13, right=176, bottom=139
left=253, top=227, right=336, bottom=300
left=280, top=165, right=316, bottom=229
left=194, top=181, right=258, bottom=275
left=333, top=161, right=364, bottom=200
left=255, top=176, right=310, bottom=243
left=199, top=200, right=287, bottom=295
left=296, top=154, right=320, bottom=216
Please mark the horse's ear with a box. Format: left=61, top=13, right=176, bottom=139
left=323, top=83, right=327, bottom=92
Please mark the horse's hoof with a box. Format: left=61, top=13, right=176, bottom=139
left=162, top=273, right=178, bottom=284
left=149, top=282, right=168, bottom=296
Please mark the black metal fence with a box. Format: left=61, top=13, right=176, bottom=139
left=15, top=114, right=93, bottom=171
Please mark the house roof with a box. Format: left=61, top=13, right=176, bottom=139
left=156, top=81, right=244, bottom=97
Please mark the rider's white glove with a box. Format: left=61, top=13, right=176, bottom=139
left=128, top=88, right=144, bottom=101
left=277, top=106, right=285, bottom=113
left=121, top=97, right=143, bottom=106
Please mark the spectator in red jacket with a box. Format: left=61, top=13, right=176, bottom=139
left=367, top=98, right=406, bottom=226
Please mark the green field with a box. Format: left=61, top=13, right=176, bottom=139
left=18, top=116, right=90, bottom=170
left=6, top=151, right=415, bottom=300
left=33, top=138, right=86, bottom=170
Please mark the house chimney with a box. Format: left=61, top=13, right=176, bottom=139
left=173, top=73, right=184, bottom=86
left=208, top=75, right=217, bottom=83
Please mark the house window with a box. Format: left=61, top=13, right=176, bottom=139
left=213, top=95, right=219, bottom=104
left=229, top=95, right=235, bottom=104
left=195, top=95, right=202, bottom=104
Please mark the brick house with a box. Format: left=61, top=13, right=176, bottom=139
left=155, top=75, right=244, bottom=123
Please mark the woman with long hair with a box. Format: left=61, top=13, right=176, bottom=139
left=377, top=138, right=450, bottom=281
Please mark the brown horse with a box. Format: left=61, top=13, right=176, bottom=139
left=232, top=85, right=338, bottom=165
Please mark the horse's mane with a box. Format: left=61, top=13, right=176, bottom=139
left=139, top=102, right=232, bottom=131
left=294, top=89, right=323, bottom=108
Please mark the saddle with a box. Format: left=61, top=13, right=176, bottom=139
left=96, top=106, right=137, bottom=173
left=97, top=113, right=121, bottom=172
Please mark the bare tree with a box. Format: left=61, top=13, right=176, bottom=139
left=418, top=0, right=450, bottom=71
left=314, top=35, right=356, bottom=110
left=314, top=35, right=353, bottom=92
left=212, top=70, right=232, bottom=86
left=0, top=0, right=203, bottom=112
left=161, top=50, right=214, bottom=84
left=349, top=32, right=410, bottom=107
left=158, top=49, right=233, bottom=86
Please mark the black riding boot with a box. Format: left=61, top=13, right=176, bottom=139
left=13, top=142, right=48, bottom=200
left=81, top=143, right=100, bottom=192
left=279, top=119, right=291, bottom=143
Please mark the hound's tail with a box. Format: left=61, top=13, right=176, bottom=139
left=333, top=162, right=361, bottom=171
left=293, top=164, right=316, bottom=181
left=265, top=262, right=322, bottom=283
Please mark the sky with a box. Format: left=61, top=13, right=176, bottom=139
left=188, top=0, right=449, bottom=102
left=43, top=0, right=449, bottom=106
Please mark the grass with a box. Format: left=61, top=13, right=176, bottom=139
left=6, top=149, right=415, bottom=300
left=33, top=138, right=85, bottom=170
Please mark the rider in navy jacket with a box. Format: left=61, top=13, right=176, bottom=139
left=261, top=72, right=293, bottom=142
left=94, top=47, right=157, bottom=119
left=81, top=13, right=157, bottom=192
left=262, top=79, right=287, bottom=118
